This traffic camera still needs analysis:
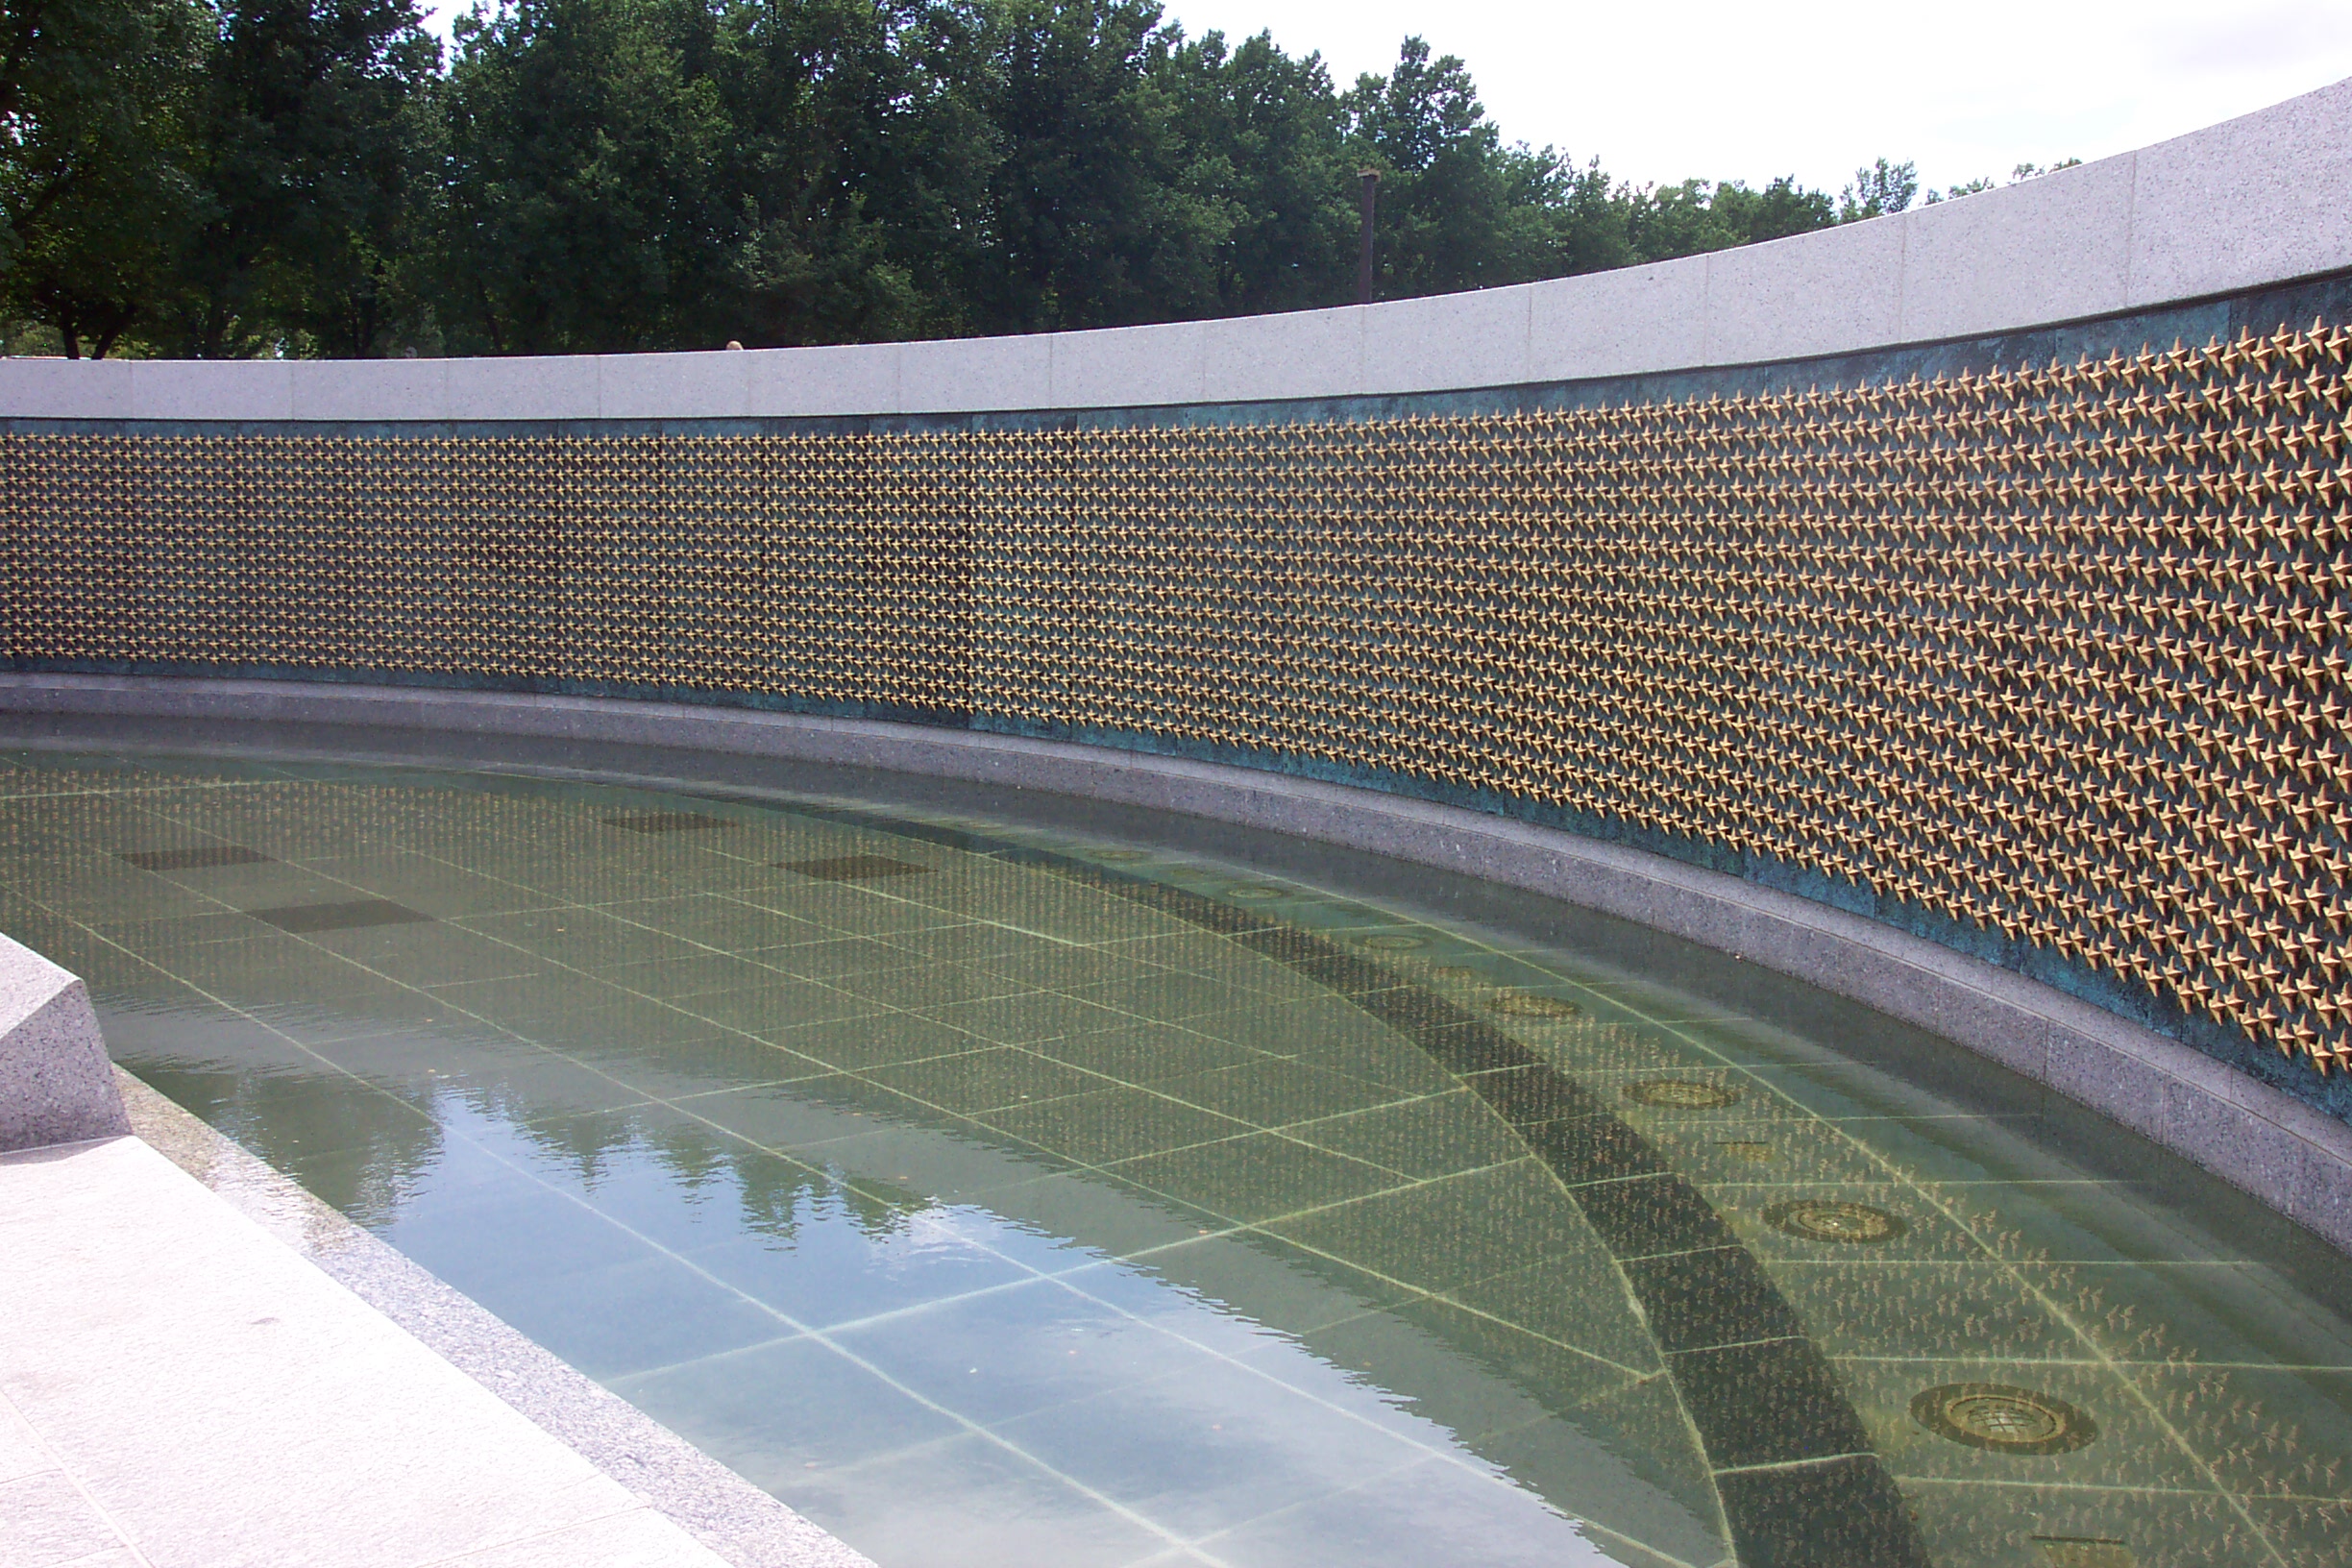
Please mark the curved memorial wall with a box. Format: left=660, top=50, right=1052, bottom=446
left=4, top=81, right=2349, bottom=1212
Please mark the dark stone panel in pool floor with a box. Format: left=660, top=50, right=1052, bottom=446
left=1463, top=1064, right=1606, bottom=1124
left=1668, top=1336, right=1874, bottom=1468
left=1231, top=927, right=1337, bottom=965
left=1354, top=988, right=1491, bottom=1036
left=247, top=898, right=435, bottom=933
left=1522, top=1116, right=1664, bottom=1184
left=1620, top=1244, right=1802, bottom=1348
left=778, top=855, right=938, bottom=882
left=1714, top=1456, right=1930, bottom=1568
left=1284, top=951, right=1404, bottom=997
left=1578, top=1172, right=1739, bottom=1258
left=1104, top=879, right=1277, bottom=934
left=603, top=812, right=734, bottom=833
left=1407, top=1020, right=1538, bottom=1076
left=118, top=845, right=273, bottom=871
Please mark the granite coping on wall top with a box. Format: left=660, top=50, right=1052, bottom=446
left=5, top=264, right=2347, bottom=441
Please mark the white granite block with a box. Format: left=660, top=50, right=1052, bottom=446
left=446, top=355, right=602, bottom=422
left=1048, top=319, right=1206, bottom=407
left=1899, top=154, right=2135, bottom=344
left=747, top=342, right=900, bottom=416
left=600, top=350, right=755, bottom=420
left=0, top=1468, right=125, bottom=1564
left=1200, top=306, right=1362, bottom=404
left=290, top=356, right=448, bottom=422
left=0, top=358, right=132, bottom=420
left=1361, top=284, right=1531, bottom=393
left=0, top=1395, right=49, bottom=1486
left=449, top=1508, right=748, bottom=1568
left=2128, top=75, right=2352, bottom=308
left=127, top=360, right=294, bottom=422
left=1528, top=256, right=1707, bottom=381
left=0, top=933, right=128, bottom=1154
left=1702, top=213, right=1907, bottom=366
left=899, top=331, right=1052, bottom=412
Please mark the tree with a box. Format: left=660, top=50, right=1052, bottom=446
left=1922, top=158, right=2080, bottom=207
left=1624, top=174, right=1834, bottom=260
left=962, top=0, right=1232, bottom=332
left=0, top=0, right=208, bottom=356
left=6, top=0, right=2000, bottom=358
left=437, top=0, right=742, bottom=354
left=154, top=0, right=442, bottom=358
left=699, top=0, right=992, bottom=346
left=1838, top=156, right=1917, bottom=220
left=1342, top=37, right=1565, bottom=298
left=1154, top=28, right=1352, bottom=317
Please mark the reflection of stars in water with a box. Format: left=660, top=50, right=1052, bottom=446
left=2031, top=1537, right=2134, bottom=1568
left=1482, top=990, right=1581, bottom=1018
left=32, top=756, right=2352, bottom=1567
left=1764, top=1199, right=1907, bottom=1244
left=1623, top=1078, right=1739, bottom=1109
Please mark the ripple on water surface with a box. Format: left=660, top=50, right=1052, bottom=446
left=5, top=744, right=2350, bottom=1568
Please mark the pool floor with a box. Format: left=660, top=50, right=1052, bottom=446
left=2, top=743, right=2348, bottom=1568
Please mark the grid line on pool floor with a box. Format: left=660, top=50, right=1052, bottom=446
left=15, top=772, right=1691, bottom=1561
left=6, top=748, right=2350, bottom=1568
left=0, top=868, right=1250, bottom=1568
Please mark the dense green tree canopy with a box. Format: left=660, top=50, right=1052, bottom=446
left=0, top=0, right=2038, bottom=357
left=1, top=0, right=208, bottom=355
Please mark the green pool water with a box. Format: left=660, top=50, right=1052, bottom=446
left=2, top=737, right=2347, bottom=1568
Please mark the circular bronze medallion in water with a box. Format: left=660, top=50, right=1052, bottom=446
left=1765, top=1199, right=1907, bottom=1244
left=1091, top=848, right=1150, bottom=863
left=1356, top=934, right=1427, bottom=951
left=1910, top=1383, right=2097, bottom=1455
left=1222, top=884, right=1287, bottom=900
left=1482, top=991, right=1581, bottom=1018
left=1623, top=1077, right=1739, bottom=1109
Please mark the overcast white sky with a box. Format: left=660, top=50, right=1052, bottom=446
left=426, top=1, right=2352, bottom=195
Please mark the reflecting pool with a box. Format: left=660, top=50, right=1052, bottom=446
left=3, top=738, right=2348, bottom=1568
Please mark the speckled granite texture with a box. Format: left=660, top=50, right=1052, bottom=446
left=115, top=1068, right=876, bottom=1568
left=0, top=932, right=127, bottom=1152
